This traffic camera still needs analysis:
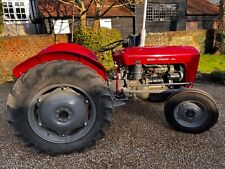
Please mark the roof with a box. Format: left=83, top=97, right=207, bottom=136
left=38, top=0, right=134, bottom=18
left=187, top=0, right=220, bottom=15
left=135, top=0, right=220, bottom=16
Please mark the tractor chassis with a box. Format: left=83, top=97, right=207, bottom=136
left=111, top=81, right=193, bottom=106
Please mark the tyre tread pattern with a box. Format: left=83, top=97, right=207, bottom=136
left=164, top=89, right=219, bottom=134
left=7, top=60, right=113, bottom=155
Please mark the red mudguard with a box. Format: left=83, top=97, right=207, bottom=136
left=13, top=43, right=107, bottom=80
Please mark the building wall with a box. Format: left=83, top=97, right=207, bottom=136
left=44, top=17, right=134, bottom=39
left=135, top=0, right=187, bottom=34
left=186, top=15, right=219, bottom=30
left=111, top=17, right=134, bottom=39
left=1, top=0, right=39, bottom=36
left=186, top=21, right=219, bottom=30
left=0, top=34, right=68, bottom=82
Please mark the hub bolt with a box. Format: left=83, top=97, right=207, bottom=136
left=186, top=109, right=195, bottom=118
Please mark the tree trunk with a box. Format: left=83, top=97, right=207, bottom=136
left=92, top=0, right=118, bottom=31
left=93, top=1, right=101, bottom=31
left=93, top=19, right=100, bottom=31
left=223, top=0, right=225, bottom=31
left=219, top=0, right=225, bottom=53
left=80, top=12, right=86, bottom=29
left=220, top=0, right=224, bottom=28
left=79, top=2, right=86, bottom=30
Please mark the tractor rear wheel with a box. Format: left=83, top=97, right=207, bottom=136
left=164, top=89, right=218, bottom=133
left=7, top=61, right=113, bottom=155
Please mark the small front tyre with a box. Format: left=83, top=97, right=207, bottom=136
left=7, top=61, right=113, bottom=155
left=164, top=89, right=218, bottom=133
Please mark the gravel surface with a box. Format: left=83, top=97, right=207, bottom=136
left=0, top=82, right=224, bottom=169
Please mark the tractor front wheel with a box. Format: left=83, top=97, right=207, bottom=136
left=7, top=61, right=113, bottom=155
left=164, top=89, right=218, bottom=133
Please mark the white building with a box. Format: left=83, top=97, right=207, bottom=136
left=1, top=0, right=42, bottom=36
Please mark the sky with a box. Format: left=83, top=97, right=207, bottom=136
left=208, top=0, right=220, bottom=4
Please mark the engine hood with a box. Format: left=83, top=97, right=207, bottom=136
left=113, top=46, right=200, bottom=65
left=113, top=46, right=200, bottom=83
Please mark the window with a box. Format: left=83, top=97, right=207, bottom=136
left=100, top=19, right=112, bottom=29
left=2, top=1, right=28, bottom=21
left=146, top=3, right=178, bottom=22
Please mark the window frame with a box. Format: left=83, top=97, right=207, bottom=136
left=146, top=3, right=179, bottom=22
left=2, top=0, right=29, bottom=23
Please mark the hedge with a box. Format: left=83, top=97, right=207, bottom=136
left=73, top=28, right=122, bottom=70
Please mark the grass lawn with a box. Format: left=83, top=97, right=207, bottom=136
left=198, top=54, right=225, bottom=73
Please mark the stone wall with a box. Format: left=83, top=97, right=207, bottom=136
left=0, top=34, right=68, bottom=83
left=0, top=30, right=216, bottom=83
left=145, top=30, right=215, bottom=53
left=1, top=23, right=38, bottom=37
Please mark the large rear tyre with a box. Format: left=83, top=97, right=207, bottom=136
left=164, top=89, right=218, bottom=133
left=7, top=61, right=113, bottom=155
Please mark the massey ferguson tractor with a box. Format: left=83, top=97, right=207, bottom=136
left=7, top=1, right=219, bottom=155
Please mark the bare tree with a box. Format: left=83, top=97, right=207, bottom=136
left=39, top=0, right=134, bottom=32
left=219, top=0, right=225, bottom=34
left=58, top=0, right=93, bottom=29
left=92, top=0, right=135, bottom=30
left=220, top=0, right=225, bottom=39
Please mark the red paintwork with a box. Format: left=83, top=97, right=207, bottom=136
left=13, top=43, right=200, bottom=84
left=113, top=46, right=200, bottom=83
left=13, top=43, right=107, bottom=80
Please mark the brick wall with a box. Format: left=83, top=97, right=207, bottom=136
left=0, top=34, right=68, bottom=83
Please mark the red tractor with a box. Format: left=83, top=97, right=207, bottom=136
left=7, top=36, right=219, bottom=155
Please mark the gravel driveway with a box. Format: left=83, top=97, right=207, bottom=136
left=0, top=82, right=224, bottom=169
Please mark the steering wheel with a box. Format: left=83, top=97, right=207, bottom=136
left=98, top=40, right=124, bottom=52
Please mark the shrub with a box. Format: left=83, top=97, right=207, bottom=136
left=73, top=27, right=122, bottom=70
left=210, top=71, right=225, bottom=85
left=219, top=32, right=225, bottom=54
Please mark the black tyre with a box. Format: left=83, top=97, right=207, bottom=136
left=164, top=89, right=218, bottom=133
left=7, top=61, right=113, bottom=155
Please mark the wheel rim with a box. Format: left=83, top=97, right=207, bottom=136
left=174, top=101, right=208, bottom=128
left=27, top=84, right=96, bottom=144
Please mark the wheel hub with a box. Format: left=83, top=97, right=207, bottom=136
left=174, top=101, right=207, bottom=128
left=55, top=107, right=72, bottom=123
left=185, top=109, right=196, bottom=118
left=38, top=88, right=89, bottom=134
